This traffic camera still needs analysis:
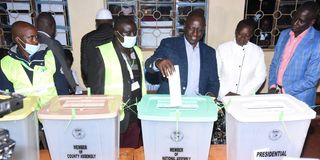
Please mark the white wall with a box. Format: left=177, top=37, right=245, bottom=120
left=68, top=0, right=104, bottom=88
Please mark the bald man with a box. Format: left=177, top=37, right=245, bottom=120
left=0, top=21, right=69, bottom=107
left=36, top=12, right=78, bottom=94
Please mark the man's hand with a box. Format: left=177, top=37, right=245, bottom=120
left=225, top=92, right=239, bottom=96
left=206, top=92, right=216, bottom=98
left=155, top=59, right=175, bottom=77
left=268, top=88, right=279, bottom=94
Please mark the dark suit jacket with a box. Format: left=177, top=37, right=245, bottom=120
left=37, top=32, right=77, bottom=92
left=80, top=23, right=113, bottom=89
left=145, top=36, right=220, bottom=96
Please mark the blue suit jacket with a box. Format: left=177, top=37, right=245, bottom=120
left=269, top=27, right=320, bottom=106
left=145, top=36, right=220, bottom=96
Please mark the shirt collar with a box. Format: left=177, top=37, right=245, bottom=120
left=289, top=27, right=310, bottom=39
left=8, top=45, right=29, bottom=61
left=38, top=31, right=51, bottom=38
left=184, top=36, right=199, bottom=50
left=233, top=38, right=248, bottom=49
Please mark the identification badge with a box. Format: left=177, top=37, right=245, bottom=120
left=131, top=81, right=140, bottom=91
left=130, top=52, right=136, bottom=59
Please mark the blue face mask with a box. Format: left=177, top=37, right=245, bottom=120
left=17, top=38, right=40, bottom=57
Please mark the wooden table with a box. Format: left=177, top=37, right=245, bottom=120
left=40, top=145, right=226, bottom=160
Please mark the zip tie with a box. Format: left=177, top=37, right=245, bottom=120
left=34, top=97, right=42, bottom=111
left=87, top=87, right=91, bottom=96
left=278, top=111, right=293, bottom=143
left=222, top=99, right=231, bottom=111
left=71, top=108, right=76, bottom=119
left=122, top=98, right=140, bottom=116
left=175, top=109, right=180, bottom=142
left=65, top=108, right=76, bottom=133
left=123, top=104, right=138, bottom=115
left=120, top=99, right=131, bottom=121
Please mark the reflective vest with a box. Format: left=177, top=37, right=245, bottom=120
left=1, top=50, right=58, bottom=108
left=97, top=42, right=146, bottom=120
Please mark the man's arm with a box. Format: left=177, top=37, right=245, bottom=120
left=52, top=54, right=70, bottom=95
left=0, top=65, right=14, bottom=92
left=206, top=48, right=220, bottom=97
left=268, top=33, right=286, bottom=94
left=145, top=38, right=175, bottom=77
left=80, top=36, right=89, bottom=87
left=51, top=39, right=77, bottom=91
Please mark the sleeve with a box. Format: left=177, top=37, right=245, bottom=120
left=0, top=64, right=14, bottom=92
left=145, top=38, right=171, bottom=73
left=80, top=35, right=89, bottom=87
left=268, top=33, right=284, bottom=88
left=216, top=45, right=228, bottom=99
left=53, top=55, right=70, bottom=95
left=240, top=47, right=266, bottom=95
left=52, top=40, right=77, bottom=91
left=206, top=48, right=220, bottom=97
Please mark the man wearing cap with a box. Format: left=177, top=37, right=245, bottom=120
left=80, top=8, right=113, bottom=93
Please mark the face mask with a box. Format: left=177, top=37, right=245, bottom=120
left=17, top=38, right=40, bottom=56
left=116, top=31, right=136, bottom=48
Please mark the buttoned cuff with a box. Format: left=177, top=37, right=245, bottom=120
left=152, top=59, right=162, bottom=71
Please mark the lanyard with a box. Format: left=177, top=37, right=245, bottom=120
left=121, top=53, right=134, bottom=80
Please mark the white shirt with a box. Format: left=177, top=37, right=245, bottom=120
left=216, top=40, right=266, bottom=100
left=184, top=37, right=200, bottom=96
left=38, top=31, right=51, bottom=38
left=71, top=70, right=83, bottom=95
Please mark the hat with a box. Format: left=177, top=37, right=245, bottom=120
left=96, top=8, right=112, bottom=20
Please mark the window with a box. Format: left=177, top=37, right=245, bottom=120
left=245, top=0, right=317, bottom=49
left=106, top=0, right=208, bottom=49
left=0, top=0, right=71, bottom=49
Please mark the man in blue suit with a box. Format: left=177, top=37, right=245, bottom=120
left=269, top=1, right=320, bottom=107
left=145, top=9, right=219, bottom=97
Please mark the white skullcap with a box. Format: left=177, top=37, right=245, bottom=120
left=96, top=8, right=112, bottom=20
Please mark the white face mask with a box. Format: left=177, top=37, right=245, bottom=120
left=17, top=38, right=40, bottom=57
left=116, top=31, right=136, bottom=48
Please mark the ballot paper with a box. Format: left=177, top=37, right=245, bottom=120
left=168, top=65, right=182, bottom=107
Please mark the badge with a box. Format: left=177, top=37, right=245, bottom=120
left=131, top=81, right=140, bottom=91
left=130, top=52, right=136, bottom=59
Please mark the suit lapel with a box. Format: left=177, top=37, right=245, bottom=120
left=291, top=27, right=314, bottom=61
left=275, top=31, right=290, bottom=76
left=198, top=42, right=205, bottom=94
left=285, top=27, right=313, bottom=77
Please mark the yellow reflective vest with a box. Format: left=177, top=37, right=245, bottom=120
left=97, top=42, right=146, bottom=120
left=1, top=50, right=58, bottom=108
